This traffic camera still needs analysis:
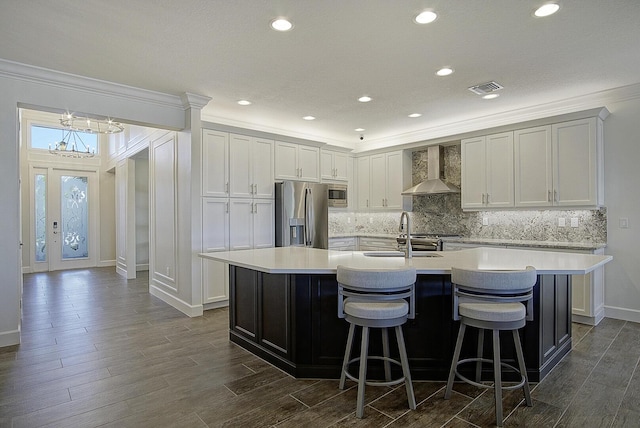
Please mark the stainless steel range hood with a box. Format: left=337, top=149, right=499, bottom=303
left=402, top=145, right=460, bottom=195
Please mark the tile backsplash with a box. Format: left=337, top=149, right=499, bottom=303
left=329, top=145, right=607, bottom=243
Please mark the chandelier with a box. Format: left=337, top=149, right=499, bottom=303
left=49, top=114, right=124, bottom=158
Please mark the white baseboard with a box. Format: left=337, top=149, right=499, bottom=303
left=0, top=329, right=20, bottom=347
left=149, top=284, right=203, bottom=318
left=203, top=300, right=229, bottom=311
left=98, top=260, right=116, bottom=267
left=22, top=266, right=32, bottom=274
left=115, top=266, right=127, bottom=278
left=136, top=264, right=149, bottom=271
left=604, top=305, right=640, bottom=324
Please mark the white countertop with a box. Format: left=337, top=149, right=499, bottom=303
left=200, top=246, right=612, bottom=275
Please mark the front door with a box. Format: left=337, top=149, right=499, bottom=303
left=32, top=167, right=97, bottom=272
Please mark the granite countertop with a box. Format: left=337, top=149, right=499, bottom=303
left=440, top=237, right=607, bottom=251
left=329, top=234, right=606, bottom=251
left=200, top=246, right=612, bottom=275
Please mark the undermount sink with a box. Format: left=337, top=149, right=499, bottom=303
left=362, top=251, right=442, bottom=258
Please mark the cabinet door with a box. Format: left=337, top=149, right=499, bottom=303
left=298, top=145, right=320, bottom=182
left=229, top=199, right=253, bottom=250
left=275, top=141, right=299, bottom=180
left=552, top=118, right=597, bottom=206
left=514, top=126, right=552, bottom=207
left=202, top=198, right=229, bottom=252
left=333, top=152, right=349, bottom=181
left=253, top=199, right=274, bottom=249
left=253, top=138, right=274, bottom=198
left=461, top=136, right=487, bottom=209
left=356, top=156, right=370, bottom=209
left=229, top=134, right=252, bottom=198
left=485, top=132, right=514, bottom=208
left=369, top=154, right=387, bottom=209
left=202, top=259, right=229, bottom=304
left=385, top=151, right=404, bottom=209
left=320, top=151, right=334, bottom=180
left=202, top=130, right=228, bottom=197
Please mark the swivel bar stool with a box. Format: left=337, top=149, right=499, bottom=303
left=444, top=266, right=537, bottom=427
left=337, top=265, right=417, bottom=419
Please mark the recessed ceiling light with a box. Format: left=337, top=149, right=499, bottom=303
left=354, top=128, right=365, bottom=132
left=271, top=18, right=293, bottom=31
left=436, top=67, right=454, bottom=76
left=408, top=113, right=422, bottom=118
left=415, top=10, right=438, bottom=24
left=534, top=3, right=560, bottom=17
left=358, top=96, right=372, bottom=103
left=237, top=100, right=252, bottom=106
left=302, top=116, right=315, bottom=121
left=482, top=94, right=500, bottom=100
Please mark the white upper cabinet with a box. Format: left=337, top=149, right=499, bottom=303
left=356, top=156, right=371, bottom=209
left=515, top=118, right=602, bottom=207
left=462, top=132, right=514, bottom=210
left=462, top=114, right=604, bottom=210
left=514, top=126, right=553, bottom=207
left=360, top=150, right=411, bottom=211
left=320, top=149, right=349, bottom=181
left=202, top=130, right=229, bottom=197
left=229, top=134, right=274, bottom=199
left=275, top=142, right=320, bottom=182
left=202, top=130, right=274, bottom=199
left=552, top=118, right=600, bottom=206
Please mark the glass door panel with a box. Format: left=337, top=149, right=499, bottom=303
left=34, top=174, right=47, bottom=263
left=31, top=168, right=96, bottom=271
left=60, top=175, right=89, bottom=260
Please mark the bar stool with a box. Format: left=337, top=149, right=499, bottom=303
left=444, top=266, right=537, bottom=427
left=337, top=265, right=417, bottom=419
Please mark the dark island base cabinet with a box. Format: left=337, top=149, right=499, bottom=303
left=229, top=266, right=572, bottom=382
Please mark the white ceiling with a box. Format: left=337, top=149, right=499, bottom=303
left=1, top=1, right=639, bottom=149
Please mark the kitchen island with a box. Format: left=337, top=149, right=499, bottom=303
left=201, top=247, right=611, bottom=382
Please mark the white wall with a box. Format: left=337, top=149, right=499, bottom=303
left=603, top=96, right=640, bottom=322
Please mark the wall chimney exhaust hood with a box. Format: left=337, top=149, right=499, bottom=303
left=402, top=145, right=460, bottom=195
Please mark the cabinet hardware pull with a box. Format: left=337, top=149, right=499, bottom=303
left=226, top=202, right=229, bottom=213
left=548, top=190, right=552, bottom=202
left=253, top=184, right=257, bottom=194
left=482, top=193, right=485, bottom=204
left=486, top=193, right=490, bottom=204
left=554, top=190, right=558, bottom=202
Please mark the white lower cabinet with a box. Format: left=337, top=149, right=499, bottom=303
left=358, top=237, right=398, bottom=251
left=329, top=237, right=357, bottom=251
left=201, top=197, right=273, bottom=306
left=443, top=241, right=604, bottom=325
left=202, top=259, right=229, bottom=306
left=202, top=198, right=230, bottom=306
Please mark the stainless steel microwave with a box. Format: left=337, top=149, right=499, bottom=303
left=327, top=183, right=348, bottom=207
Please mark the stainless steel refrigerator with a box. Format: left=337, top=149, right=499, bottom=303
left=275, top=181, right=329, bottom=249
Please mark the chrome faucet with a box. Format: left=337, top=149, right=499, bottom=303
left=399, top=211, right=412, bottom=258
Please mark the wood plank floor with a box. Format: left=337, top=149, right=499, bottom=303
left=2, top=267, right=640, bottom=427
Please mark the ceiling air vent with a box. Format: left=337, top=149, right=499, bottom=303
left=468, top=81, right=503, bottom=95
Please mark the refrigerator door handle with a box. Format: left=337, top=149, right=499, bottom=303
left=305, top=187, right=314, bottom=246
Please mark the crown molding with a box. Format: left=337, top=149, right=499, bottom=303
left=356, top=82, right=640, bottom=152
left=201, top=112, right=351, bottom=149
left=0, top=58, right=185, bottom=110
left=181, top=92, right=212, bottom=110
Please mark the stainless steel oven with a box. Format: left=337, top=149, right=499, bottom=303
left=327, top=183, right=348, bottom=207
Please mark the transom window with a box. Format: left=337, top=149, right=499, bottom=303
left=30, top=124, right=98, bottom=154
